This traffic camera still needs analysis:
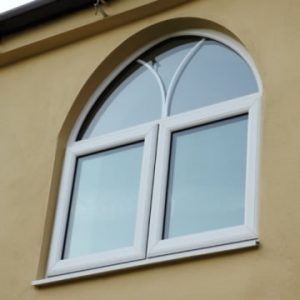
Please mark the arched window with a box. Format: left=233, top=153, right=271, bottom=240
left=47, top=31, right=261, bottom=278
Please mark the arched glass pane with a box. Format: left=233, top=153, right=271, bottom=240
left=140, top=37, right=199, bottom=91
left=170, top=40, right=258, bottom=115
left=79, top=63, right=162, bottom=139
left=79, top=37, right=259, bottom=139
left=155, top=40, right=198, bottom=89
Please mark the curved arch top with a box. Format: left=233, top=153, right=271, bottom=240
left=67, top=23, right=262, bottom=143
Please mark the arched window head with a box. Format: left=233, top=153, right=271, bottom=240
left=47, top=31, right=261, bottom=280
left=78, top=36, right=258, bottom=139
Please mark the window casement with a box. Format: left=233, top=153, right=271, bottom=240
left=46, top=30, right=262, bottom=280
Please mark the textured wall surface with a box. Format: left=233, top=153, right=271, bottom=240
left=0, top=0, right=300, bottom=299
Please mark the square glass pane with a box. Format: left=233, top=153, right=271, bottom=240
left=63, top=142, right=144, bottom=259
left=164, top=115, right=248, bottom=239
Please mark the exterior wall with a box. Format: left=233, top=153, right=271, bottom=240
left=0, top=0, right=299, bottom=299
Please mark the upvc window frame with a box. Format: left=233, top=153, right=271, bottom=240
left=36, top=29, right=263, bottom=285
left=148, top=93, right=260, bottom=257
left=47, top=123, right=158, bottom=277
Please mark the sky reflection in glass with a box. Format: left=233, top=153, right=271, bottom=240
left=81, top=38, right=257, bottom=139
left=64, top=142, right=144, bottom=258
left=82, top=65, right=161, bottom=139
left=170, top=41, right=258, bottom=115
left=164, top=115, right=248, bottom=238
left=153, top=40, right=198, bottom=90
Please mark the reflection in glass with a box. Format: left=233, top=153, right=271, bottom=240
left=170, top=41, right=258, bottom=115
left=80, top=64, right=161, bottom=139
left=79, top=38, right=258, bottom=139
left=79, top=38, right=200, bottom=140
left=64, top=143, right=144, bottom=258
left=164, top=115, right=248, bottom=239
left=141, top=38, right=199, bottom=90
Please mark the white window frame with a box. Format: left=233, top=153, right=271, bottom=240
left=47, top=123, right=158, bottom=276
left=148, top=94, right=260, bottom=257
left=34, top=29, right=262, bottom=286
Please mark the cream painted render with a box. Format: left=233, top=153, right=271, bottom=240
left=0, top=0, right=300, bottom=299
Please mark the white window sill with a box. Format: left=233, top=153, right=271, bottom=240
left=32, top=239, right=258, bottom=287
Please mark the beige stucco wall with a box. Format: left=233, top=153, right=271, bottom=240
left=0, top=0, right=300, bottom=299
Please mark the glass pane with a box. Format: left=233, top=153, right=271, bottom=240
left=63, top=142, right=144, bottom=259
left=170, top=40, right=258, bottom=115
left=164, top=115, right=248, bottom=239
left=80, top=64, right=161, bottom=139
left=141, top=37, right=199, bottom=91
